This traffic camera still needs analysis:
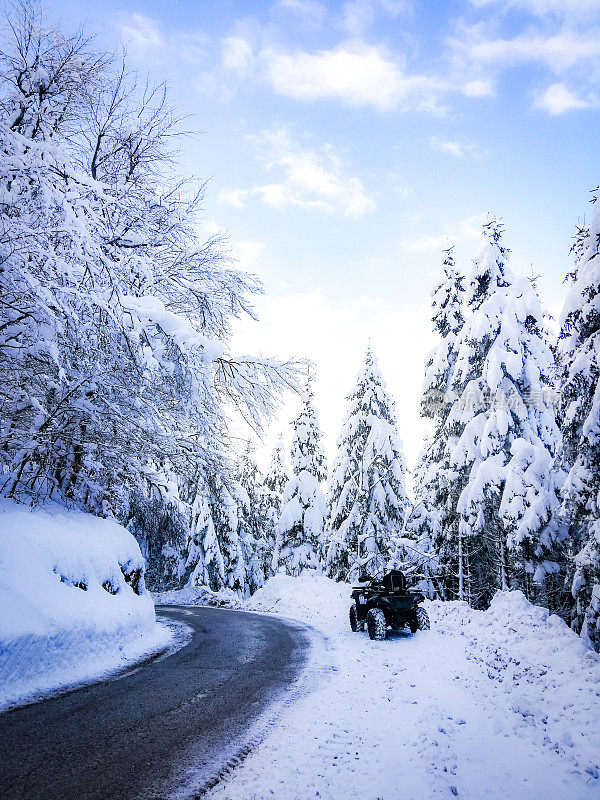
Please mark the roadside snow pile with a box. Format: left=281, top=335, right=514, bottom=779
left=429, top=590, right=600, bottom=779
left=0, top=499, right=173, bottom=711
left=204, top=574, right=600, bottom=800
left=245, top=571, right=349, bottom=626
left=153, top=584, right=242, bottom=608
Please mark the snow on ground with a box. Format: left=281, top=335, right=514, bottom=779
left=0, top=499, right=175, bottom=711
left=154, top=584, right=242, bottom=608
left=202, top=572, right=600, bottom=800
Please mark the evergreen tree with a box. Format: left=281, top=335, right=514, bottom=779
left=260, top=437, right=289, bottom=576
left=447, top=221, right=563, bottom=608
left=557, top=188, right=600, bottom=649
left=273, top=386, right=327, bottom=576
left=391, top=438, right=440, bottom=598
left=183, top=478, right=225, bottom=590
left=234, top=442, right=269, bottom=594
left=211, top=474, right=247, bottom=594
left=419, top=249, right=466, bottom=599
left=326, top=347, right=408, bottom=581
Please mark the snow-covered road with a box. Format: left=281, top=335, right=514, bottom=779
left=204, top=574, right=600, bottom=800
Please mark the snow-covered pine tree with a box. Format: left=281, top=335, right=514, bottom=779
left=234, top=442, right=269, bottom=594
left=418, top=248, right=466, bottom=599
left=557, top=187, right=600, bottom=649
left=210, top=474, right=248, bottom=595
left=273, top=386, right=327, bottom=576
left=259, top=437, right=289, bottom=576
left=391, top=437, right=439, bottom=598
left=183, top=478, right=225, bottom=590
left=326, top=347, right=408, bottom=582
left=448, top=220, right=563, bottom=608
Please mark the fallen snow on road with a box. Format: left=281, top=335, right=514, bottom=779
left=204, top=572, right=600, bottom=800
left=0, top=499, right=174, bottom=711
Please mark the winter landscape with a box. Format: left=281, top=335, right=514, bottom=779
left=1, top=1, right=599, bottom=799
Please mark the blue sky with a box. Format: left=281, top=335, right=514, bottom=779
left=50, top=0, right=600, bottom=467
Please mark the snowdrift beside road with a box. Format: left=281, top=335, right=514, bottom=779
left=154, top=584, right=242, bottom=608
left=0, top=500, right=173, bottom=711
left=429, top=590, right=600, bottom=779
left=201, top=572, right=600, bottom=800
left=245, top=570, right=349, bottom=624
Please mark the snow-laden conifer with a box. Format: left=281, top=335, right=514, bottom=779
left=259, top=437, right=288, bottom=574
left=557, top=188, right=600, bottom=648
left=390, top=438, right=440, bottom=598
left=326, top=347, right=408, bottom=581
left=447, top=221, right=563, bottom=607
left=273, top=387, right=327, bottom=576
left=234, top=443, right=269, bottom=594
left=418, top=249, right=466, bottom=598
left=184, top=481, right=225, bottom=590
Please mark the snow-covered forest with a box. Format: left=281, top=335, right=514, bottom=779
left=1, top=1, right=599, bottom=658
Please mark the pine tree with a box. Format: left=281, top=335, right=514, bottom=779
left=392, top=438, right=439, bottom=598
left=447, top=221, right=563, bottom=608
left=206, top=474, right=247, bottom=595
left=419, top=249, right=466, bottom=599
left=273, top=386, right=327, bottom=576
left=184, top=479, right=225, bottom=590
left=260, top=437, right=289, bottom=575
left=557, top=188, right=600, bottom=649
left=326, top=347, right=408, bottom=581
left=235, top=442, right=268, bottom=594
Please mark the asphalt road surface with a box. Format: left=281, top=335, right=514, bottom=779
left=0, top=606, right=311, bottom=800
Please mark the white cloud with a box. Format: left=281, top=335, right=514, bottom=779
left=274, top=0, right=326, bottom=25
left=402, top=213, right=486, bottom=254
left=114, top=13, right=208, bottom=64
left=114, top=13, right=162, bottom=51
left=251, top=128, right=376, bottom=216
left=431, top=138, right=463, bottom=157
left=461, top=78, right=495, bottom=97
left=455, top=27, right=600, bottom=73
left=339, top=0, right=377, bottom=35
left=254, top=183, right=289, bottom=208
left=218, top=188, right=249, bottom=209
left=231, top=240, right=264, bottom=270
left=260, top=42, right=440, bottom=111
left=430, top=137, right=487, bottom=158
left=471, top=0, right=600, bottom=17
left=222, top=36, right=254, bottom=73
left=534, top=82, right=592, bottom=114
left=338, top=0, right=411, bottom=35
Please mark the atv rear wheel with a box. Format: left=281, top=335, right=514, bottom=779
left=367, top=608, right=387, bottom=640
left=349, top=603, right=360, bottom=632
left=416, top=606, right=430, bottom=631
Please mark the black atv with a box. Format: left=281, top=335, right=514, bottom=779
left=349, top=570, right=430, bottom=640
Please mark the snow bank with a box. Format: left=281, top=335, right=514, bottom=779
left=429, top=590, right=600, bottom=779
left=245, top=571, right=349, bottom=627
left=0, top=499, right=173, bottom=711
left=153, top=584, right=243, bottom=608
left=201, top=574, right=600, bottom=800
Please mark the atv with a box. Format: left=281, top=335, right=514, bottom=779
left=349, top=569, right=430, bottom=640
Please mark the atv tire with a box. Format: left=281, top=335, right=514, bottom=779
left=416, top=607, right=430, bottom=631
left=349, top=603, right=360, bottom=632
left=367, top=608, right=387, bottom=640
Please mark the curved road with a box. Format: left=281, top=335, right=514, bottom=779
left=0, top=606, right=310, bottom=800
